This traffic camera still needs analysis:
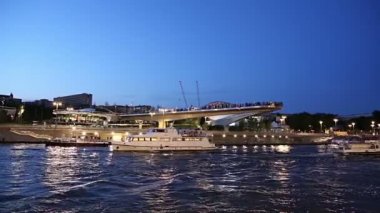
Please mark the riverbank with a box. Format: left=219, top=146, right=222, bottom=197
left=0, top=126, right=47, bottom=144
left=0, top=124, right=330, bottom=146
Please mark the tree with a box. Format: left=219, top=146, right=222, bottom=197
left=0, top=110, right=8, bottom=123
left=286, top=112, right=337, bottom=131
left=373, top=110, right=380, bottom=123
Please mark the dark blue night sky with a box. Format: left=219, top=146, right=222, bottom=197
left=1, top=0, right=379, bottom=115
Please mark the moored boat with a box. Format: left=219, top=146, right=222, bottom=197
left=110, top=127, right=216, bottom=152
left=335, top=142, right=380, bottom=155
left=329, top=135, right=363, bottom=150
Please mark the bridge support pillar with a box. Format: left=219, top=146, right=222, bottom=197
left=138, top=122, right=143, bottom=129
left=224, top=125, right=229, bottom=132
left=158, top=120, right=166, bottom=128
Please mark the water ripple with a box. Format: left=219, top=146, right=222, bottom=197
left=0, top=145, right=379, bottom=212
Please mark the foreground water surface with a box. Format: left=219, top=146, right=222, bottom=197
left=0, top=144, right=379, bottom=212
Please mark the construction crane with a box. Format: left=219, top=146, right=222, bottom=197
left=196, top=81, right=200, bottom=108
left=179, top=81, right=188, bottom=109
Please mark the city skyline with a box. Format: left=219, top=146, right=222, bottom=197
left=1, top=0, right=379, bottom=114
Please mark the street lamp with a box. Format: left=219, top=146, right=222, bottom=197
left=333, top=118, right=338, bottom=127
left=280, top=115, right=287, bottom=126
left=81, top=131, right=87, bottom=140
left=370, top=121, right=375, bottom=134
left=352, top=122, right=355, bottom=131
left=53, top=102, right=62, bottom=127
left=279, top=118, right=284, bottom=125
left=71, top=126, right=76, bottom=139
left=53, top=101, right=62, bottom=111
left=319, top=120, right=323, bottom=132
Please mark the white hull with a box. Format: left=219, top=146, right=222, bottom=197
left=110, top=127, right=216, bottom=152
left=336, top=142, right=380, bottom=155
left=111, top=141, right=216, bottom=152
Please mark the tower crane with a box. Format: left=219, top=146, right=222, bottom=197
left=196, top=81, right=200, bottom=108
left=179, top=81, right=188, bottom=109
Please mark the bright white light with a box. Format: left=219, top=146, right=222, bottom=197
left=275, top=145, right=290, bottom=153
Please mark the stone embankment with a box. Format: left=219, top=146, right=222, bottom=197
left=0, top=124, right=331, bottom=146
left=0, top=127, right=47, bottom=144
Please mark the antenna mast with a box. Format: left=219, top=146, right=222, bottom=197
left=196, top=81, right=200, bottom=108
left=179, top=81, right=188, bottom=108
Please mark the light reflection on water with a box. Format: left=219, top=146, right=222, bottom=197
left=0, top=144, right=379, bottom=212
left=44, top=147, right=82, bottom=194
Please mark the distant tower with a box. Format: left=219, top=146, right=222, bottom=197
left=196, top=81, right=200, bottom=108
left=10, top=93, right=13, bottom=99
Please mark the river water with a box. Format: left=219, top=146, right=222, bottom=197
left=0, top=144, right=379, bottom=212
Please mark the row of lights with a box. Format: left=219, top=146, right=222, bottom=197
left=221, top=134, right=289, bottom=139
left=318, top=119, right=339, bottom=131
left=319, top=119, right=379, bottom=131
left=71, top=128, right=139, bottom=137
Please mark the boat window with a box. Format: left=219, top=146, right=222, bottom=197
left=160, top=137, right=170, bottom=142
left=153, top=129, right=166, bottom=133
left=144, top=138, right=150, bottom=141
left=151, top=137, right=157, bottom=141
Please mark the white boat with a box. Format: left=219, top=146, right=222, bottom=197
left=110, top=127, right=216, bottom=152
left=335, top=142, right=380, bottom=155
left=331, top=135, right=362, bottom=145
left=313, top=136, right=333, bottom=143
left=329, top=135, right=363, bottom=150
left=362, top=135, right=380, bottom=144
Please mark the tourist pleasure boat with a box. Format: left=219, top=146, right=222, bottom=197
left=331, top=135, right=363, bottom=144
left=329, top=135, right=363, bottom=150
left=335, top=142, right=380, bottom=155
left=110, top=127, right=216, bottom=152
